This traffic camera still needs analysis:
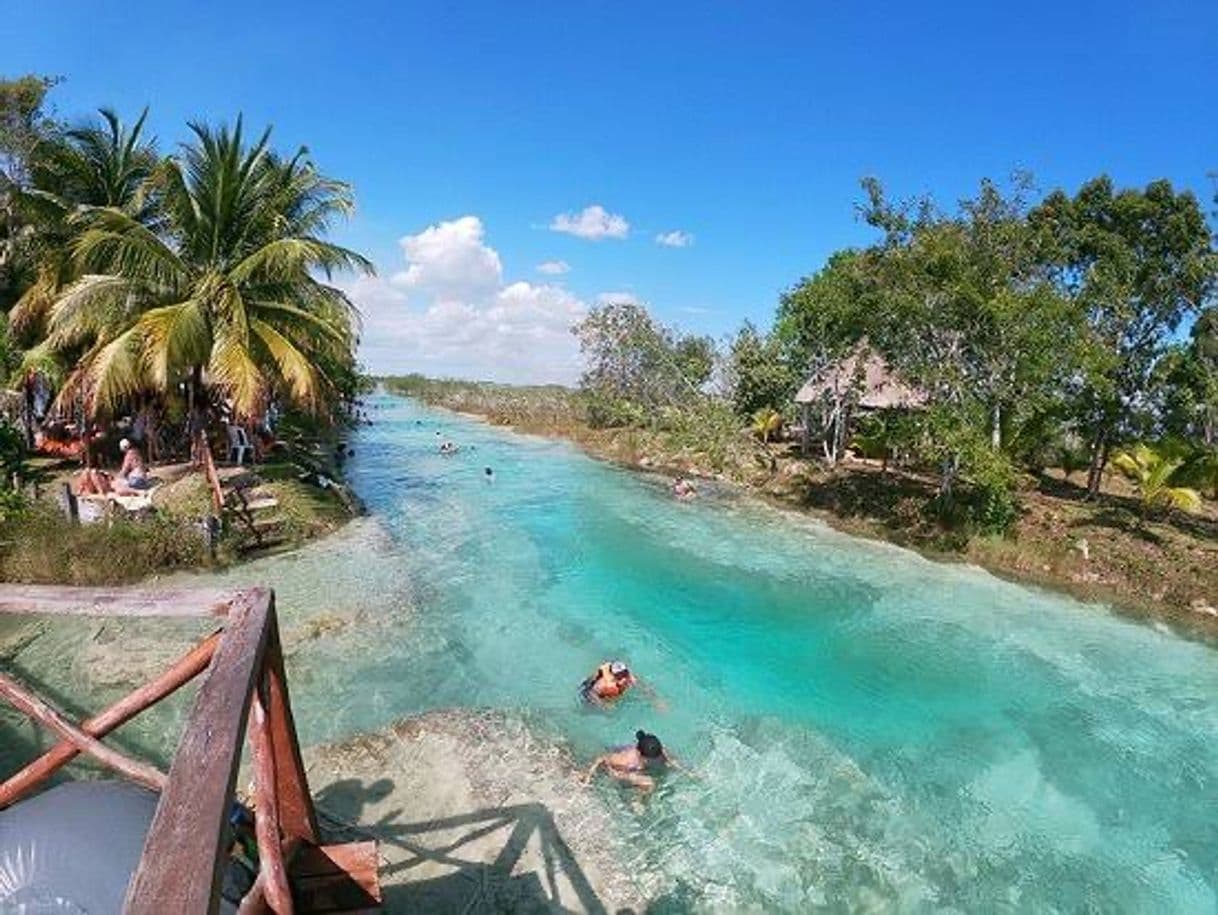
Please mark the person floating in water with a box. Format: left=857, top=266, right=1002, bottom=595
left=672, top=477, right=697, bottom=500
left=439, top=440, right=459, bottom=455
left=582, top=730, right=690, bottom=793
left=579, top=660, right=664, bottom=710
left=484, top=466, right=494, bottom=482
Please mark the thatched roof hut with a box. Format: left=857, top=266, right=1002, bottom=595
left=794, top=350, right=926, bottom=410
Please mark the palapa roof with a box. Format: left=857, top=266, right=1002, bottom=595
left=794, top=350, right=927, bottom=409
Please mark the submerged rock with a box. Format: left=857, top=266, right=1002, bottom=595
left=301, top=708, right=653, bottom=914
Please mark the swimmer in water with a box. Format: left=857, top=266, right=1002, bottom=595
left=582, top=730, right=692, bottom=793
left=578, top=660, right=665, bottom=711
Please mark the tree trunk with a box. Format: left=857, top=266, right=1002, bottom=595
left=990, top=402, right=1002, bottom=451
left=836, top=403, right=851, bottom=462
left=196, top=425, right=224, bottom=512
left=1085, top=431, right=1110, bottom=500
left=821, top=402, right=840, bottom=465
left=939, top=453, right=959, bottom=501
left=187, top=366, right=224, bottom=511
left=800, top=403, right=810, bottom=456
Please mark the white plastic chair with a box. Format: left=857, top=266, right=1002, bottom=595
left=226, top=425, right=253, bottom=465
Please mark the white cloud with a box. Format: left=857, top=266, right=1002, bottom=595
left=344, top=216, right=589, bottom=384
left=536, top=259, right=570, bottom=275
left=390, top=215, right=502, bottom=300
left=550, top=204, right=629, bottom=240
left=655, top=230, right=694, bottom=248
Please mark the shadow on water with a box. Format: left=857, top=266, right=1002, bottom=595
left=315, top=777, right=694, bottom=915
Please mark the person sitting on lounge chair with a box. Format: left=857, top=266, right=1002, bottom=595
left=113, top=438, right=149, bottom=494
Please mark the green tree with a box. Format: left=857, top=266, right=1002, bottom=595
left=0, top=75, right=61, bottom=312
left=774, top=249, right=868, bottom=382
left=726, top=321, right=796, bottom=417
left=1158, top=308, right=1218, bottom=446
left=44, top=119, right=371, bottom=508
left=857, top=176, right=1078, bottom=498
left=1030, top=177, right=1216, bottom=497
left=575, top=300, right=712, bottom=424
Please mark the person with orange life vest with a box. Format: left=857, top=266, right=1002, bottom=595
left=579, top=660, right=665, bottom=710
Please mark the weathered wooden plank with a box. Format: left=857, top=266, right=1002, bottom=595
left=0, top=672, right=167, bottom=793
left=0, top=631, right=220, bottom=809
left=249, top=685, right=294, bottom=915
left=264, top=622, right=319, bottom=843
left=0, top=585, right=243, bottom=618
left=125, top=589, right=273, bottom=915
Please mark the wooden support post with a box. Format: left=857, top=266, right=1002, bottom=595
left=59, top=481, right=78, bottom=523
left=264, top=612, right=319, bottom=843
left=248, top=684, right=294, bottom=915
left=0, top=672, right=167, bottom=793
left=0, top=632, right=221, bottom=809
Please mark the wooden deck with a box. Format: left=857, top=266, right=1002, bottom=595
left=0, top=585, right=380, bottom=914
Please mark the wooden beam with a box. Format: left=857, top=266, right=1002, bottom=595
left=126, top=589, right=274, bottom=915
left=0, top=672, right=167, bottom=793
left=0, top=585, right=244, bottom=618
left=249, top=685, right=294, bottom=915
left=0, top=631, right=221, bottom=809
left=264, top=619, right=319, bottom=843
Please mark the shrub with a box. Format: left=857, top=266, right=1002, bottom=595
left=0, top=506, right=211, bottom=584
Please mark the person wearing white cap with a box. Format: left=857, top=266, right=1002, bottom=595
left=114, top=437, right=150, bottom=493
left=578, top=659, right=664, bottom=710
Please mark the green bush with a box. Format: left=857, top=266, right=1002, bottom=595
left=584, top=393, right=646, bottom=429
left=0, top=488, right=26, bottom=523
left=0, top=506, right=211, bottom=584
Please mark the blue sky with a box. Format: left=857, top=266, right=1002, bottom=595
left=6, top=1, right=1217, bottom=381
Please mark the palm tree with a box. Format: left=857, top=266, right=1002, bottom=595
left=1110, top=443, right=1201, bottom=517
left=9, top=108, right=157, bottom=340
left=750, top=407, right=782, bottom=445
left=45, top=119, right=373, bottom=508
left=8, top=108, right=158, bottom=446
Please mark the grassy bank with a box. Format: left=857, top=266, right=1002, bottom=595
left=383, top=376, right=1218, bottom=635
left=0, top=461, right=356, bottom=586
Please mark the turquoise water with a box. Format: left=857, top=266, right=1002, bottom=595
left=13, top=392, right=1215, bottom=911
left=294, top=394, right=1216, bottom=912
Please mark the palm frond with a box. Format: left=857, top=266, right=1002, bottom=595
left=207, top=332, right=265, bottom=419
left=138, top=300, right=210, bottom=388
left=47, top=274, right=147, bottom=348
left=71, top=206, right=188, bottom=289
left=251, top=318, right=319, bottom=408
left=229, top=236, right=374, bottom=284
left=82, top=327, right=147, bottom=415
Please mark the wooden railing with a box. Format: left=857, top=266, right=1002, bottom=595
left=0, top=585, right=379, bottom=914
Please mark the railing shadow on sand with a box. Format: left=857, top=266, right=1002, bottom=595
left=316, top=775, right=645, bottom=915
